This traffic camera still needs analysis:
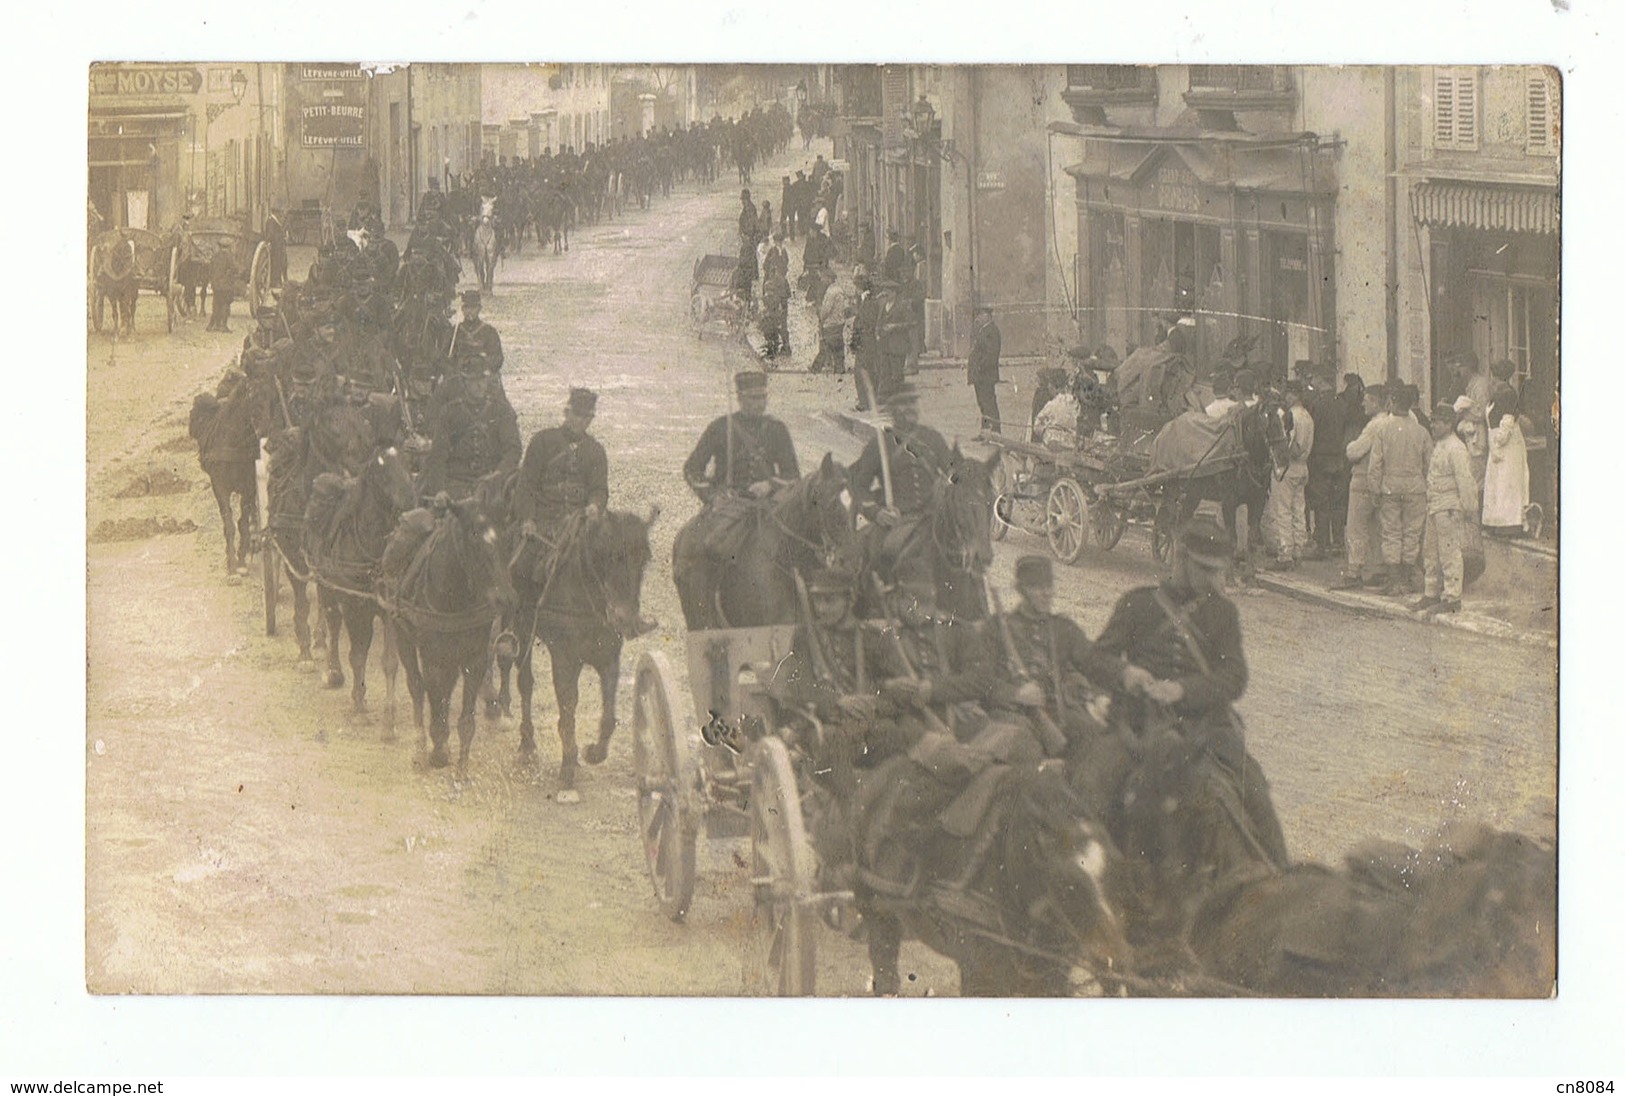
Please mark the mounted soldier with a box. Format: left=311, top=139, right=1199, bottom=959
left=447, top=289, right=504, bottom=376
left=847, top=382, right=953, bottom=589
left=417, top=352, right=522, bottom=502
left=512, top=387, right=609, bottom=534
left=1092, top=516, right=1291, bottom=898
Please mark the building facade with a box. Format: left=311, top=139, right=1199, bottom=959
left=368, top=64, right=483, bottom=230
left=481, top=63, right=611, bottom=162
left=1394, top=64, right=1559, bottom=518
left=89, top=62, right=286, bottom=234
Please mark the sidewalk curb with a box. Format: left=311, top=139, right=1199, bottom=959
left=1247, top=572, right=1556, bottom=650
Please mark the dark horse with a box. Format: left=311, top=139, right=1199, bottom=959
left=845, top=758, right=1135, bottom=996
left=190, top=369, right=271, bottom=576
left=536, top=186, right=574, bottom=254
left=857, top=447, right=997, bottom=621
left=508, top=507, right=658, bottom=797
left=388, top=498, right=516, bottom=770
left=303, top=444, right=416, bottom=723
left=1162, top=397, right=1290, bottom=565
left=1075, top=718, right=1555, bottom=997
left=670, top=453, right=857, bottom=630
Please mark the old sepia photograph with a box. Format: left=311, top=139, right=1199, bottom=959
left=82, top=59, right=1560, bottom=1006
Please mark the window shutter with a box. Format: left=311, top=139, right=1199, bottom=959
left=1526, top=71, right=1553, bottom=154
left=1453, top=72, right=1479, bottom=150
left=1433, top=72, right=1456, bottom=147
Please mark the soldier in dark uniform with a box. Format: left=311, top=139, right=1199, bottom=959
left=988, top=555, right=1133, bottom=797
left=1091, top=516, right=1291, bottom=877
left=512, top=387, right=610, bottom=533
left=447, top=290, right=504, bottom=376
left=206, top=244, right=242, bottom=333
left=847, top=383, right=952, bottom=581
left=738, top=188, right=759, bottom=249
left=874, top=279, right=914, bottom=402
left=417, top=356, right=522, bottom=501
left=243, top=305, right=281, bottom=357
left=683, top=371, right=800, bottom=502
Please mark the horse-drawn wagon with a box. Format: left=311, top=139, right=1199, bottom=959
left=690, top=253, right=749, bottom=339
left=184, top=215, right=273, bottom=318
left=88, top=227, right=177, bottom=334
left=631, top=624, right=839, bottom=994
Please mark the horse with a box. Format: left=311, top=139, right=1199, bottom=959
left=509, top=507, right=658, bottom=797
left=670, top=454, right=858, bottom=630
left=94, top=234, right=139, bottom=336
left=1162, top=396, right=1290, bottom=566
left=190, top=370, right=271, bottom=575
left=472, top=216, right=499, bottom=295
left=858, top=447, right=997, bottom=621
left=843, top=757, right=1135, bottom=996
left=536, top=186, right=573, bottom=254
left=388, top=497, right=517, bottom=770
left=303, top=444, right=416, bottom=722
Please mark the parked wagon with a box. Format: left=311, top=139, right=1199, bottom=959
left=183, top=215, right=273, bottom=318
left=690, top=252, right=750, bottom=339
left=87, top=227, right=177, bottom=334
left=631, top=625, right=844, bottom=995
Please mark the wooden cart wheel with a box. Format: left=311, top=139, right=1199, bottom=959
left=262, top=534, right=280, bottom=636
left=632, top=651, right=698, bottom=923
left=744, top=736, right=817, bottom=996
left=989, top=455, right=1012, bottom=542
left=89, top=246, right=105, bottom=333
left=1152, top=498, right=1179, bottom=563
left=1091, top=496, right=1128, bottom=551
left=1046, top=477, right=1089, bottom=565
left=248, top=241, right=269, bottom=314
left=165, top=246, right=178, bottom=333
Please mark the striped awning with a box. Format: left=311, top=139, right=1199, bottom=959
left=1413, top=182, right=1558, bottom=235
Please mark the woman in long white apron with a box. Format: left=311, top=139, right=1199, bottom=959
left=1482, top=362, right=1530, bottom=535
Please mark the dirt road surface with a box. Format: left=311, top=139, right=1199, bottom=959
left=84, top=141, right=1555, bottom=1004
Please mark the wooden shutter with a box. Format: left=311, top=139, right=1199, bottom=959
left=1433, top=68, right=1479, bottom=150
left=1527, top=70, right=1554, bottom=154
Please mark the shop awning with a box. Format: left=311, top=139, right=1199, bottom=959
left=1412, top=182, right=1557, bottom=235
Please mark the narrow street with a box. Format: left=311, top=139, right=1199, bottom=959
left=85, top=139, right=1555, bottom=997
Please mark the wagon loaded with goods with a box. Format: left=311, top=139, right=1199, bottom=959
left=690, top=252, right=750, bottom=339
left=183, top=215, right=274, bottom=318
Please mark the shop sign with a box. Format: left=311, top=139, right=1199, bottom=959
left=90, top=66, right=203, bottom=98
left=292, top=63, right=367, bottom=149
left=1152, top=164, right=1201, bottom=215
left=976, top=171, right=1005, bottom=191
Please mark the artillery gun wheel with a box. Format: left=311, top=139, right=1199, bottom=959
left=743, top=736, right=817, bottom=996
left=632, top=651, right=698, bottom=923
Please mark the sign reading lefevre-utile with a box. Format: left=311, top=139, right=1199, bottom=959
left=293, top=63, right=367, bottom=149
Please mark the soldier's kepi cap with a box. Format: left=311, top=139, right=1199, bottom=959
left=461, top=289, right=481, bottom=308
left=1015, top=555, right=1054, bottom=588
left=735, top=371, right=767, bottom=395
left=568, top=387, right=598, bottom=414
left=1176, top=516, right=1233, bottom=569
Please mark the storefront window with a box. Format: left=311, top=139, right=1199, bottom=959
left=1089, top=212, right=1128, bottom=357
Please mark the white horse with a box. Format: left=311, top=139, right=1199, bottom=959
left=473, top=206, right=499, bottom=294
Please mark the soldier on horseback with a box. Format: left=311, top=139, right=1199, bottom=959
left=847, top=382, right=952, bottom=584
left=682, top=371, right=799, bottom=503
left=418, top=351, right=521, bottom=502
left=512, top=387, right=609, bottom=533
left=1092, top=516, right=1291, bottom=885
left=447, top=290, right=504, bottom=376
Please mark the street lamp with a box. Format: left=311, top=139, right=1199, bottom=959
left=230, top=68, right=248, bottom=104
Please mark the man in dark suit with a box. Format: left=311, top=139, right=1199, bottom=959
left=967, top=306, right=1002, bottom=433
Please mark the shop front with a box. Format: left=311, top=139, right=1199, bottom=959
left=1414, top=180, right=1559, bottom=523
left=88, top=66, right=203, bottom=231
left=1068, top=136, right=1337, bottom=381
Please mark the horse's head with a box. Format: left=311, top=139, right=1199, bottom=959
left=780, top=452, right=858, bottom=572
left=1002, top=765, right=1135, bottom=979
left=584, top=505, right=659, bottom=640
left=364, top=444, right=418, bottom=514
left=448, top=495, right=517, bottom=612
left=934, top=446, right=997, bottom=576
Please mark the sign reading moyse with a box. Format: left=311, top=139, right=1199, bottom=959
left=289, top=63, right=367, bottom=149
